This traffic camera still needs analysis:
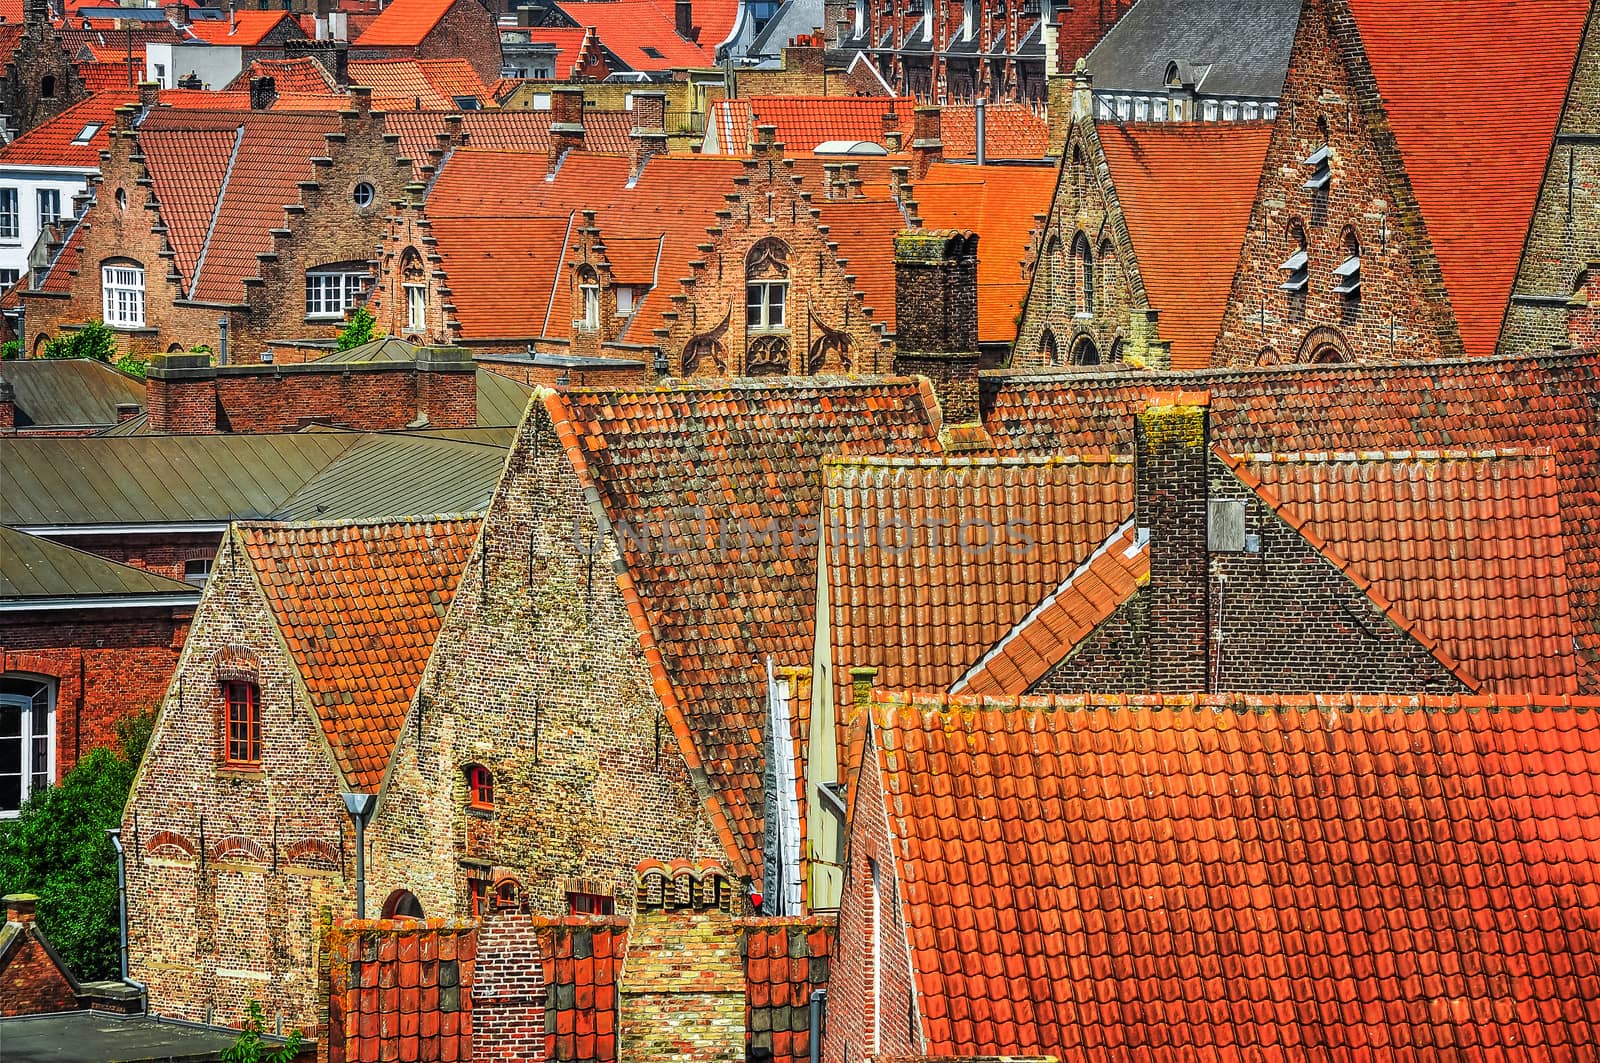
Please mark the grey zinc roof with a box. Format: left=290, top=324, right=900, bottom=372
left=1084, top=0, right=1299, bottom=98
left=1, top=431, right=509, bottom=529
left=0, top=359, right=145, bottom=429
left=0, top=525, right=197, bottom=601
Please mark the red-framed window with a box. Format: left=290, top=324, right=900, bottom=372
left=222, top=681, right=261, bottom=766
left=567, top=892, right=615, bottom=916
left=465, top=764, right=494, bottom=809
left=468, top=877, right=486, bottom=919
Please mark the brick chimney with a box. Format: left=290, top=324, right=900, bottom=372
left=163, top=1, right=189, bottom=28
left=249, top=75, right=277, bottom=110
left=629, top=90, right=668, bottom=178
left=145, top=353, right=218, bottom=434
left=5, top=893, right=38, bottom=924
left=910, top=105, right=942, bottom=178
left=891, top=229, right=980, bottom=421
left=0, top=375, right=14, bottom=434
left=137, top=80, right=159, bottom=109
left=23, top=0, right=46, bottom=30
left=1136, top=396, right=1211, bottom=693
left=549, top=86, right=586, bottom=174
left=674, top=0, right=695, bottom=41
left=415, top=346, right=477, bottom=428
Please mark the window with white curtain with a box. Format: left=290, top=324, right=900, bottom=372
left=102, top=262, right=145, bottom=327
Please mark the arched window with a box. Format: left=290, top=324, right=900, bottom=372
left=1333, top=227, right=1361, bottom=299
left=1097, top=239, right=1117, bottom=305
left=1071, top=335, right=1100, bottom=366
left=745, top=238, right=789, bottom=332
left=1280, top=219, right=1308, bottom=293
left=1072, top=234, right=1094, bottom=314
left=1040, top=233, right=1062, bottom=295
left=1038, top=327, right=1058, bottom=365
left=464, top=764, right=494, bottom=810
left=382, top=889, right=425, bottom=920
left=576, top=266, right=600, bottom=332
left=492, top=877, right=523, bottom=912
left=400, top=248, right=426, bottom=334
left=1, top=674, right=54, bottom=816
left=1310, top=345, right=1347, bottom=364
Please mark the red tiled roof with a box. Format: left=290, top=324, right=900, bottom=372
left=229, top=56, right=339, bottom=95
left=381, top=110, right=633, bottom=175
left=743, top=918, right=834, bottom=1063
left=823, top=455, right=1135, bottom=719
left=940, top=102, right=1049, bottom=161
left=432, top=213, right=577, bottom=337
left=1342, top=0, right=1590, bottom=358
left=812, top=197, right=905, bottom=333
left=554, top=1, right=711, bottom=70
left=183, top=10, right=298, bottom=46
left=35, top=216, right=85, bottom=294
left=544, top=378, right=944, bottom=879
left=707, top=96, right=914, bottom=155
left=354, top=0, right=454, bottom=47
left=138, top=108, right=343, bottom=303
left=1223, top=449, right=1577, bottom=694
left=979, top=351, right=1600, bottom=674
left=872, top=690, right=1600, bottom=1058
left=704, top=98, right=750, bottom=154
left=0, top=90, right=135, bottom=167
left=672, top=0, right=736, bottom=47
left=348, top=57, right=487, bottom=110
left=238, top=518, right=478, bottom=791
left=539, top=917, right=629, bottom=1063
left=913, top=161, right=1057, bottom=345
left=1095, top=122, right=1272, bottom=370
left=76, top=60, right=135, bottom=93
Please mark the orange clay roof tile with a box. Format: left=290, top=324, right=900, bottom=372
left=229, top=57, right=339, bottom=95
left=382, top=110, right=631, bottom=176
left=1094, top=121, right=1272, bottom=370
left=940, top=101, right=1050, bottom=160
left=238, top=518, right=478, bottom=791
left=872, top=689, right=1600, bottom=1057
left=347, top=57, right=487, bottom=110
left=354, top=0, right=455, bottom=47
left=183, top=10, right=297, bottom=46
left=554, top=1, right=712, bottom=69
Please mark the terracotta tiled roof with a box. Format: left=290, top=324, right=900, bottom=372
left=1095, top=121, right=1272, bottom=370
left=540, top=917, right=629, bottom=1063
left=979, top=351, right=1600, bottom=673
left=76, top=60, right=136, bottom=92
left=554, top=1, right=711, bottom=69
left=1223, top=449, right=1576, bottom=694
left=823, top=455, right=1135, bottom=716
left=707, top=96, right=914, bottom=155
left=743, top=918, right=834, bottom=1063
left=675, top=0, right=737, bottom=48
left=183, top=10, right=297, bottom=46
left=544, top=378, right=944, bottom=879
left=138, top=108, right=342, bottom=304
left=704, top=98, right=750, bottom=154
left=872, top=690, right=1600, bottom=1058
left=229, top=56, right=339, bottom=95
left=0, top=24, right=20, bottom=67
left=348, top=57, right=487, bottom=110
left=0, top=90, right=135, bottom=168
left=354, top=0, right=453, bottom=47
left=1342, top=0, right=1590, bottom=358
left=238, top=518, right=478, bottom=791
left=382, top=110, right=633, bottom=175
left=432, top=213, right=577, bottom=337
left=912, top=161, right=1056, bottom=345
left=812, top=198, right=905, bottom=333
left=34, top=216, right=84, bottom=294
left=940, top=102, right=1049, bottom=160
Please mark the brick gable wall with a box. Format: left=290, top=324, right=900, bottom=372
left=1212, top=0, right=1458, bottom=368
left=1, top=898, right=80, bottom=1017
left=0, top=12, right=87, bottom=139
left=1501, top=5, right=1600, bottom=354
left=1013, top=119, right=1161, bottom=371
left=619, top=909, right=745, bottom=1061
left=367, top=399, right=723, bottom=926
left=122, top=530, right=353, bottom=1032
left=352, top=0, right=503, bottom=84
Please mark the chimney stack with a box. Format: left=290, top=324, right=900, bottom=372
left=549, top=86, right=586, bottom=173
left=249, top=76, right=277, bottom=111
left=910, top=105, right=942, bottom=178
left=628, top=90, right=668, bottom=178
left=4, top=893, right=37, bottom=924
left=145, top=353, right=219, bottom=434
left=1136, top=396, right=1212, bottom=693
left=138, top=80, right=159, bottom=108
left=891, top=229, right=981, bottom=421
left=163, top=1, right=189, bottom=28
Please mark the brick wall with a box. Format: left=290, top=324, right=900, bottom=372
left=475, top=358, right=647, bottom=391
left=0, top=6, right=86, bottom=138
left=473, top=914, right=549, bottom=1062
left=619, top=909, right=745, bottom=1062
left=123, top=529, right=353, bottom=1031
left=820, top=741, right=918, bottom=1063
left=0, top=895, right=81, bottom=1017
left=323, top=918, right=477, bottom=1063
left=1, top=612, right=188, bottom=778
left=1212, top=0, right=1460, bottom=367
left=55, top=531, right=223, bottom=583
left=1500, top=6, right=1600, bottom=354
left=367, top=398, right=723, bottom=928
left=1136, top=403, right=1209, bottom=691
left=144, top=353, right=477, bottom=434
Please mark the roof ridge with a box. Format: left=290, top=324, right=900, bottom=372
left=872, top=690, right=1600, bottom=715
left=1229, top=446, right=1554, bottom=464
left=822, top=453, right=1133, bottom=470
left=234, top=513, right=484, bottom=533
left=563, top=374, right=927, bottom=398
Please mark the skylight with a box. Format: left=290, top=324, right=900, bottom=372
left=71, top=122, right=103, bottom=145
left=641, top=46, right=664, bottom=59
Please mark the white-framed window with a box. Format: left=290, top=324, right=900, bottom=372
left=579, top=282, right=600, bottom=331
left=1, top=675, right=54, bottom=817
left=305, top=268, right=370, bottom=320
left=70, top=122, right=102, bottom=145
left=0, top=188, right=18, bottom=240
left=102, top=262, right=145, bottom=328
left=405, top=283, right=426, bottom=332
left=615, top=285, right=636, bottom=317
left=1202, top=99, right=1219, bottom=121
left=183, top=558, right=213, bottom=587
left=0, top=269, right=19, bottom=288
left=745, top=281, right=786, bottom=330
left=37, top=189, right=60, bottom=228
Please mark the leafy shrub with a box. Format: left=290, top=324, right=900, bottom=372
left=222, top=1001, right=305, bottom=1063
left=336, top=307, right=376, bottom=351
left=41, top=321, right=118, bottom=363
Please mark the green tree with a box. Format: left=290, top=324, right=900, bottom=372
left=221, top=1001, right=305, bottom=1063
left=336, top=307, right=376, bottom=351
left=1, top=339, right=19, bottom=360
left=0, top=712, right=152, bottom=981
left=41, top=320, right=118, bottom=362
left=115, top=353, right=148, bottom=380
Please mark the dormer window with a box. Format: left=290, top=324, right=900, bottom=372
left=616, top=286, right=636, bottom=317
left=71, top=122, right=102, bottom=145
left=1333, top=229, right=1361, bottom=297
left=1280, top=220, right=1309, bottom=293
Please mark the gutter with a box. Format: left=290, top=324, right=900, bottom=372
left=0, top=593, right=201, bottom=613
left=106, top=829, right=148, bottom=1011
left=9, top=522, right=230, bottom=536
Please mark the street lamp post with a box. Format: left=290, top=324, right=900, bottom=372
left=341, top=792, right=377, bottom=919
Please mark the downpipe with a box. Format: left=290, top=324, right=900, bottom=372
left=107, top=828, right=149, bottom=1010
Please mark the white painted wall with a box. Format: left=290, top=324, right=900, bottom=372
left=146, top=43, right=244, bottom=91
left=0, top=165, right=94, bottom=286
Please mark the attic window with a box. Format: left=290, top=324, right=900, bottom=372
left=451, top=96, right=481, bottom=111
left=1279, top=220, right=1308, bottom=293
left=616, top=286, right=636, bottom=317
left=222, top=680, right=261, bottom=767
left=71, top=122, right=102, bottom=145
left=1333, top=229, right=1361, bottom=297
left=568, top=891, right=615, bottom=916
left=641, top=45, right=664, bottom=59
left=464, top=763, right=494, bottom=810
left=184, top=558, right=212, bottom=586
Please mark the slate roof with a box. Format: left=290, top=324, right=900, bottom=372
left=0, top=431, right=507, bottom=529
left=354, top=0, right=454, bottom=47
left=1340, top=0, right=1590, bottom=359
left=238, top=518, right=477, bottom=790
left=1094, top=121, right=1273, bottom=369
left=0, top=358, right=143, bottom=429
left=978, top=350, right=1600, bottom=671
left=554, top=1, right=712, bottom=69
left=544, top=377, right=944, bottom=879
left=1084, top=0, right=1299, bottom=97
left=872, top=690, right=1600, bottom=1057
left=0, top=524, right=196, bottom=603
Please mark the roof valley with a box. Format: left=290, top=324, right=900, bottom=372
left=187, top=124, right=245, bottom=300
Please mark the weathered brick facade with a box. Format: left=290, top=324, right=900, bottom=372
left=1212, top=0, right=1459, bottom=367
left=367, top=397, right=724, bottom=926
left=121, top=529, right=355, bottom=1031
left=1501, top=3, right=1600, bottom=354
left=21, top=93, right=413, bottom=363
left=891, top=229, right=981, bottom=421
left=0, top=894, right=81, bottom=1017
left=0, top=0, right=86, bottom=139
